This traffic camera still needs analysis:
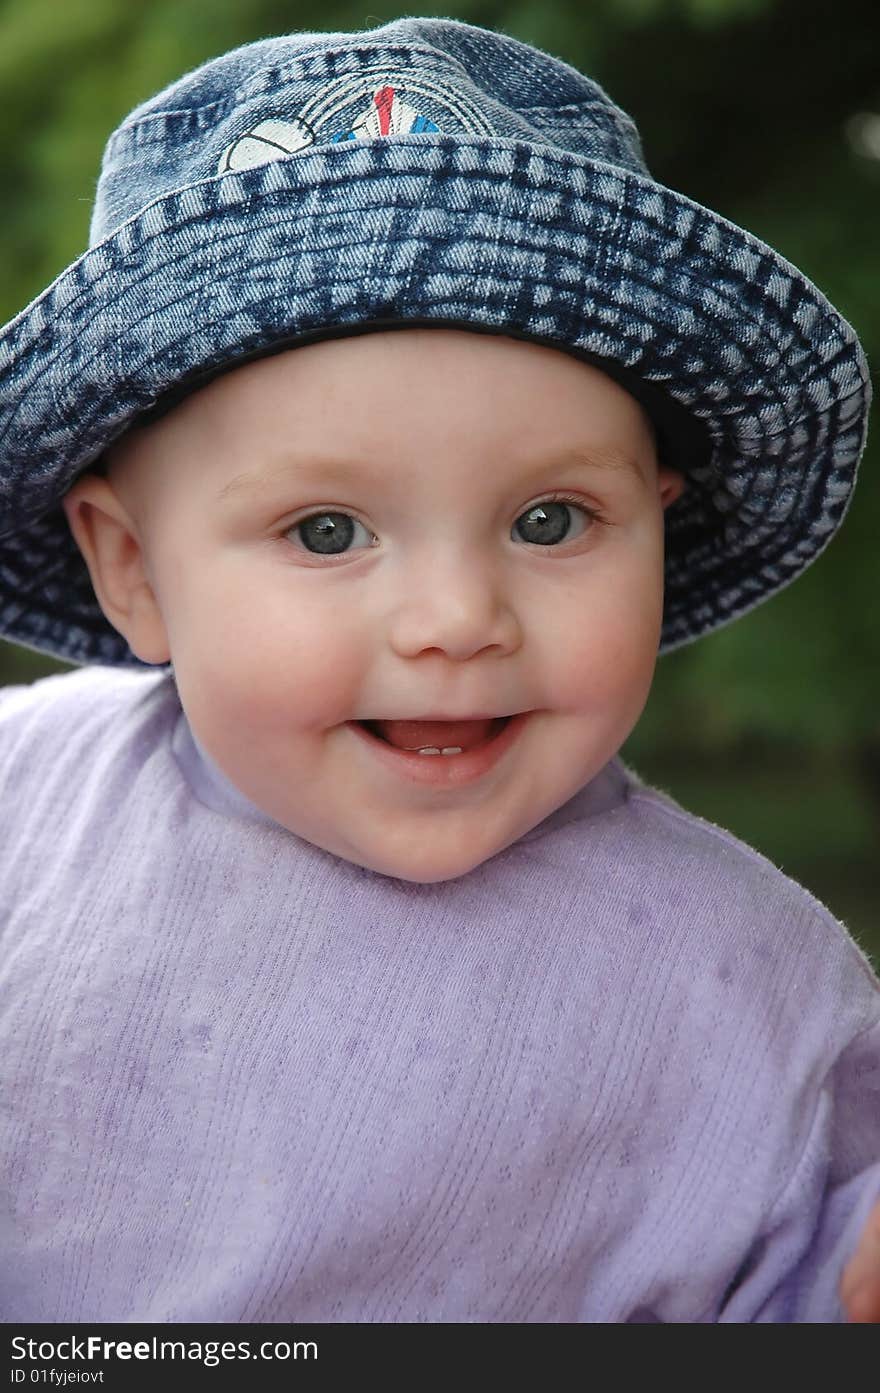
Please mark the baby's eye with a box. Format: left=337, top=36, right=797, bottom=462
left=284, top=511, right=375, bottom=556
left=512, top=497, right=595, bottom=547
left=284, top=497, right=597, bottom=557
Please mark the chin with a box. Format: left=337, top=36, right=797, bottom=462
left=357, top=841, right=499, bottom=886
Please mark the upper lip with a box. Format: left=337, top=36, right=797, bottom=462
left=357, top=713, right=520, bottom=722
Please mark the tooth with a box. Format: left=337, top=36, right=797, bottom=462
left=403, top=745, right=465, bottom=756
left=417, top=747, right=463, bottom=756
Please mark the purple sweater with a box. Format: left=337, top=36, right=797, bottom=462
left=1, top=665, right=878, bottom=1323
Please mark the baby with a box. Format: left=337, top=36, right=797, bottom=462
left=0, top=17, right=878, bottom=1323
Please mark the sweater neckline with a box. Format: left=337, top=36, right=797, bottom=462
left=171, top=706, right=279, bottom=828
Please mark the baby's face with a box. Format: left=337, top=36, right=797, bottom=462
left=65, top=328, right=684, bottom=883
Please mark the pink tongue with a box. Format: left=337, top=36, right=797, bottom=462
left=375, top=718, right=496, bottom=752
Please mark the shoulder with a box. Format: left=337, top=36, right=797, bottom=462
left=0, top=661, right=170, bottom=721
left=0, top=662, right=176, bottom=777
left=608, top=756, right=880, bottom=1043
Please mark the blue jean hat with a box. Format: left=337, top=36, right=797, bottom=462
left=0, top=16, right=871, bottom=669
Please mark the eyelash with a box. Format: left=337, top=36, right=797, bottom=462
left=280, top=492, right=607, bottom=560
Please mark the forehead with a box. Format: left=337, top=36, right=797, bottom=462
left=107, top=327, right=658, bottom=497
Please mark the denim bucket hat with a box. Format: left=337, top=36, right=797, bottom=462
left=0, top=15, right=871, bottom=669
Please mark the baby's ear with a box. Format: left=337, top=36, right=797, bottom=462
left=658, top=467, right=686, bottom=510
left=61, top=471, right=171, bottom=664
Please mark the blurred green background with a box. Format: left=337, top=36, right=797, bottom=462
left=1, top=0, right=877, bottom=967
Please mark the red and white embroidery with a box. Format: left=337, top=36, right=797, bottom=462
left=218, top=65, right=493, bottom=174
left=328, top=85, right=438, bottom=141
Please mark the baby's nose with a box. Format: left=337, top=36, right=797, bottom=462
left=384, top=560, right=522, bottom=662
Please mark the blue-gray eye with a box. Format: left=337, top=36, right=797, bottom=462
left=288, top=512, right=373, bottom=555
left=287, top=497, right=592, bottom=556
left=513, top=500, right=584, bottom=546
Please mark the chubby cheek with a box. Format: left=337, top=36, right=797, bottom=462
left=546, top=559, right=663, bottom=733
left=165, top=563, right=371, bottom=742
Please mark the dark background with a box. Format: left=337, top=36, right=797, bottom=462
left=1, top=0, right=877, bottom=966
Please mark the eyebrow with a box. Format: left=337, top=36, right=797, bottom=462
left=215, top=446, right=646, bottom=501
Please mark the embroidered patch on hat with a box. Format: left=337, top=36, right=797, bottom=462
left=218, top=117, right=315, bottom=172
left=217, top=66, right=494, bottom=174
left=328, top=84, right=440, bottom=142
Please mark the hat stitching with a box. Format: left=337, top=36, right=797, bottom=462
left=0, top=229, right=808, bottom=483
left=85, top=138, right=807, bottom=356
left=107, top=102, right=227, bottom=153
left=52, top=124, right=840, bottom=313
left=0, top=253, right=802, bottom=440
left=0, top=262, right=822, bottom=504
left=2, top=148, right=843, bottom=409
left=138, top=41, right=483, bottom=124
left=106, top=41, right=495, bottom=157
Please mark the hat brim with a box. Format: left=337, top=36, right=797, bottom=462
left=0, top=136, right=870, bottom=667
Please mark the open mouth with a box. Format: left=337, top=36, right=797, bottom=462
left=357, top=716, right=509, bottom=754
left=346, top=712, right=528, bottom=788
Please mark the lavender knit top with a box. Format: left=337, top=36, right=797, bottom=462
left=1, top=666, right=878, bottom=1323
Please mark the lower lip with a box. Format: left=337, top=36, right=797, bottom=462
left=345, top=713, right=531, bottom=788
